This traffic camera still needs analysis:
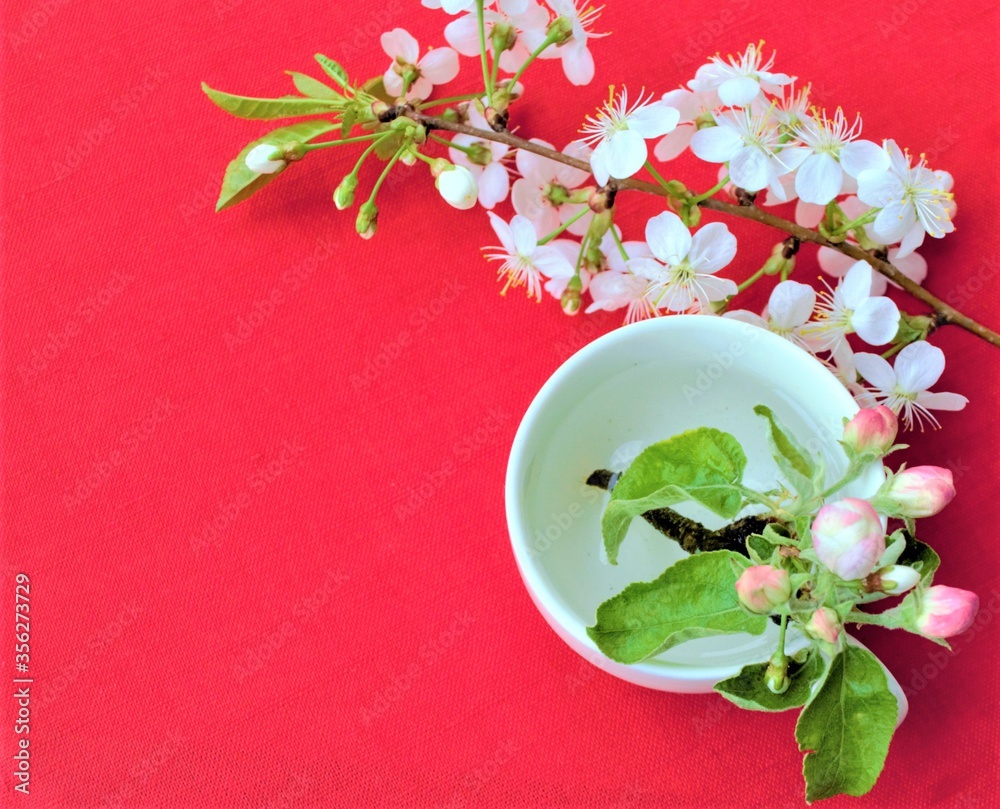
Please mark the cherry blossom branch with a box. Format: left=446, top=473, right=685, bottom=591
left=410, top=111, right=1000, bottom=348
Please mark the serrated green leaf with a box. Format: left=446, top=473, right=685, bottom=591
left=286, top=71, right=342, bottom=101
left=796, top=645, right=897, bottom=802
left=715, top=651, right=826, bottom=711
left=202, top=82, right=340, bottom=120
left=586, top=551, right=766, bottom=664
left=753, top=405, right=817, bottom=497
left=215, top=120, right=336, bottom=212
left=315, top=54, right=350, bottom=89
left=601, top=428, right=747, bottom=563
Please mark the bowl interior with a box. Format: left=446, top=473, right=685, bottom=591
left=507, top=315, right=884, bottom=683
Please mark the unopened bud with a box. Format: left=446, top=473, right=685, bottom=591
left=873, top=466, right=956, bottom=519
left=914, top=585, right=979, bottom=639
left=679, top=199, right=701, bottom=227
left=864, top=564, right=920, bottom=595
left=356, top=201, right=378, bottom=239
left=245, top=143, right=285, bottom=175
left=842, top=406, right=898, bottom=457
left=811, top=498, right=885, bottom=581
left=561, top=275, right=582, bottom=315
left=334, top=174, right=358, bottom=210
left=804, top=607, right=841, bottom=644
left=586, top=209, right=614, bottom=241
left=435, top=164, right=479, bottom=210
left=765, top=653, right=790, bottom=694
left=735, top=565, right=791, bottom=614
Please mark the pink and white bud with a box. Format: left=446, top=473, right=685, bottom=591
left=811, top=498, right=886, bottom=581
left=878, top=564, right=921, bottom=594
left=804, top=607, right=841, bottom=644
left=877, top=466, right=956, bottom=518
left=915, top=585, right=979, bottom=639
left=245, top=143, right=285, bottom=174
left=435, top=165, right=478, bottom=210
left=843, top=406, right=898, bottom=456
left=735, top=565, right=791, bottom=614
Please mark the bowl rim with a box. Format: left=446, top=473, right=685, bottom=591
left=504, top=314, right=875, bottom=687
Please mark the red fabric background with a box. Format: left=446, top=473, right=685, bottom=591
left=2, top=0, right=998, bottom=806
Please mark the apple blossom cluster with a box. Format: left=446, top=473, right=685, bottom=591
left=204, top=5, right=969, bottom=431
left=732, top=405, right=977, bottom=684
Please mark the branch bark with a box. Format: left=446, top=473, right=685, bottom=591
left=410, top=111, right=1000, bottom=348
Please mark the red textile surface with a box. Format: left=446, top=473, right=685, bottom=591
left=2, top=0, right=998, bottom=806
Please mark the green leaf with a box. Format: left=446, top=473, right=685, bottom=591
left=715, top=651, right=826, bottom=711
left=341, top=105, right=357, bottom=139
left=746, top=533, right=775, bottom=565
left=796, top=645, right=897, bottom=802
left=896, top=532, right=940, bottom=585
left=315, top=54, right=350, bottom=89
left=586, top=551, right=766, bottom=664
left=753, top=405, right=816, bottom=497
left=286, top=71, right=342, bottom=101
left=601, top=428, right=747, bottom=563
left=202, top=82, right=340, bottom=119
left=215, top=120, right=336, bottom=212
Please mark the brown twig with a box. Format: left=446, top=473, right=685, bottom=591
left=585, top=469, right=772, bottom=557
left=409, top=111, right=1000, bottom=348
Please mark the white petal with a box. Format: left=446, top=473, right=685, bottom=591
left=894, top=221, right=926, bottom=258
left=873, top=200, right=917, bottom=244
left=795, top=152, right=843, bottom=205
left=718, top=76, right=761, bottom=106
left=587, top=271, right=646, bottom=311
left=916, top=391, right=968, bottom=412
left=888, top=247, right=928, bottom=287
left=768, top=281, right=815, bottom=329
left=444, top=15, right=482, bottom=56
left=854, top=352, right=896, bottom=392
left=515, top=138, right=556, bottom=182
left=653, top=125, right=695, bottom=162
left=478, top=162, right=509, bottom=209
left=856, top=170, right=900, bottom=208
left=626, top=256, right=665, bottom=281
left=723, top=310, right=769, bottom=330
left=561, top=43, right=595, bottom=86
left=660, top=88, right=700, bottom=121
left=488, top=211, right=516, bottom=254
left=607, top=240, right=651, bottom=273
left=627, top=103, right=680, bottom=139
left=851, top=297, right=900, bottom=346
left=510, top=214, right=538, bottom=255
left=419, top=48, right=460, bottom=84
left=840, top=261, right=875, bottom=307
left=555, top=140, right=592, bottom=187
left=441, top=0, right=474, bottom=12
left=383, top=68, right=403, bottom=97
left=381, top=28, right=419, bottom=62
left=560, top=203, right=592, bottom=236
left=817, top=247, right=856, bottom=279
left=841, top=140, right=889, bottom=178
left=894, top=341, right=945, bottom=393
left=532, top=245, right=573, bottom=278
left=645, top=212, right=691, bottom=265
left=687, top=222, right=736, bottom=273
left=407, top=76, right=433, bottom=101
left=603, top=129, right=647, bottom=180
left=795, top=201, right=825, bottom=228
left=690, top=125, right=742, bottom=164
left=693, top=274, right=738, bottom=304
left=589, top=143, right=610, bottom=186
left=729, top=147, right=771, bottom=192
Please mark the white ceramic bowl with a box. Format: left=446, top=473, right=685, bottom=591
left=506, top=315, right=906, bottom=714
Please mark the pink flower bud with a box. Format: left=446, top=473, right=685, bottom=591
left=804, top=607, right=841, bottom=644
left=915, top=585, right=979, bottom=639
left=811, top=498, right=886, bottom=581
left=877, top=466, right=956, bottom=518
left=735, top=565, right=791, bottom=614
left=842, top=406, right=897, bottom=456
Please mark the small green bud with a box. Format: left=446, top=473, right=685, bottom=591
left=356, top=201, right=378, bottom=239
left=465, top=142, right=492, bottom=166
left=765, top=653, right=790, bottom=695
left=491, top=21, right=517, bottom=53
left=282, top=141, right=307, bottom=161
left=547, top=16, right=574, bottom=45
left=561, top=275, right=582, bottom=315
left=334, top=174, right=358, bottom=210
left=586, top=209, right=614, bottom=241
left=679, top=199, right=701, bottom=227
